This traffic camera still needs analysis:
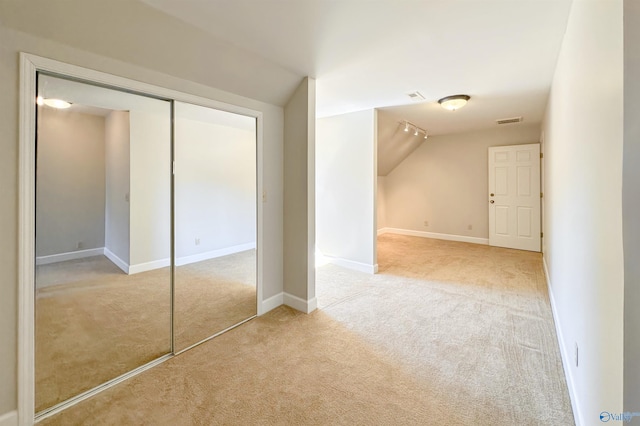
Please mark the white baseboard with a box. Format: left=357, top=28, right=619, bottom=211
left=103, top=247, right=129, bottom=274
left=128, top=258, right=170, bottom=275
left=381, top=227, right=489, bottom=245
left=543, top=257, right=582, bottom=426
left=320, top=255, right=377, bottom=274
left=0, top=411, right=17, bottom=426
left=259, top=292, right=284, bottom=315
left=175, top=242, right=255, bottom=267
left=35, top=247, right=104, bottom=265
left=284, top=292, right=317, bottom=314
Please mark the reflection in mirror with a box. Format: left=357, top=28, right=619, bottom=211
left=35, top=74, right=172, bottom=413
left=174, top=102, right=257, bottom=351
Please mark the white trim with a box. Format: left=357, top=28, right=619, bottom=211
left=377, top=227, right=389, bottom=236
left=320, top=255, right=378, bottom=274
left=103, top=248, right=129, bottom=274
left=0, top=411, right=18, bottom=426
left=128, top=258, right=171, bottom=275
left=175, top=242, right=256, bottom=266
left=18, top=53, right=265, bottom=425
left=284, top=292, right=317, bottom=314
left=19, top=52, right=36, bottom=426
left=543, top=258, right=582, bottom=426
left=35, top=248, right=104, bottom=266
left=258, top=292, right=283, bottom=315
left=382, top=227, right=489, bottom=245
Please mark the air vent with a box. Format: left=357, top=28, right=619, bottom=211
left=407, top=91, right=425, bottom=101
left=496, top=116, right=523, bottom=125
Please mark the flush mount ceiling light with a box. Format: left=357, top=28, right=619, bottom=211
left=401, top=120, right=428, bottom=139
left=37, top=96, right=72, bottom=109
left=438, top=94, right=470, bottom=111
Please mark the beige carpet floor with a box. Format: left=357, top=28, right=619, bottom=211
left=35, top=250, right=256, bottom=413
left=39, top=235, right=573, bottom=425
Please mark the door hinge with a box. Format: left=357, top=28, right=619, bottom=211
left=541, top=232, right=544, bottom=238
left=540, top=192, right=543, bottom=198
left=540, top=153, right=543, bottom=158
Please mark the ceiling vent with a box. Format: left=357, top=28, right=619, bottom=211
left=496, top=116, right=523, bottom=125
left=407, top=91, right=425, bottom=101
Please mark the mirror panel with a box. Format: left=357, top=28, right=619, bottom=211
left=35, top=74, right=172, bottom=412
left=174, top=102, right=257, bottom=351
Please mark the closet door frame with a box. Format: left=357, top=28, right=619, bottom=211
left=18, top=53, right=264, bottom=425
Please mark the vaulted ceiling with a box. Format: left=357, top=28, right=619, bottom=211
left=1, top=0, right=573, bottom=174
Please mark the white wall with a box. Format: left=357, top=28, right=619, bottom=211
left=105, top=110, right=131, bottom=265
left=316, top=109, right=377, bottom=271
left=624, top=0, right=640, bottom=415
left=0, top=23, right=285, bottom=417
left=383, top=124, right=540, bottom=240
left=542, top=0, right=624, bottom=423
left=175, top=116, right=256, bottom=259
left=283, top=77, right=316, bottom=311
left=36, top=109, right=106, bottom=257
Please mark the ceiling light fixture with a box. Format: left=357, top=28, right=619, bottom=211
left=400, top=121, right=428, bottom=140
left=37, top=96, right=72, bottom=109
left=438, top=94, right=470, bottom=111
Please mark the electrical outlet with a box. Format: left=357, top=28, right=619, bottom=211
left=468, top=224, right=473, bottom=230
left=424, top=220, right=429, bottom=227
left=76, top=241, right=83, bottom=249
left=195, top=238, right=200, bottom=246
left=575, top=343, right=579, bottom=367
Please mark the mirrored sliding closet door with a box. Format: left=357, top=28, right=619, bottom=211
left=35, top=74, right=172, bottom=413
left=173, top=102, right=257, bottom=352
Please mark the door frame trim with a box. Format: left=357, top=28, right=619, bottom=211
left=18, top=53, right=265, bottom=425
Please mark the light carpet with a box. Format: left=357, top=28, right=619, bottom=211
left=35, top=250, right=256, bottom=413
left=39, top=234, right=573, bottom=425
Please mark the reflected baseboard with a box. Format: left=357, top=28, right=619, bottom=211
left=0, top=411, right=17, bottom=426
left=103, top=247, right=129, bottom=274
left=175, top=242, right=256, bottom=267
left=36, top=248, right=104, bottom=266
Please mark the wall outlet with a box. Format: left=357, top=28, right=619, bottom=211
left=424, top=220, right=429, bottom=227
left=467, top=224, right=473, bottom=230
left=76, top=241, right=83, bottom=249
left=195, top=238, right=200, bottom=246
left=575, top=343, right=579, bottom=367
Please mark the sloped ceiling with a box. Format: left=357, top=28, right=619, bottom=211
left=1, top=0, right=573, bottom=175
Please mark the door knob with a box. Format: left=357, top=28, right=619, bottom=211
left=490, top=200, right=494, bottom=204
left=490, top=193, right=494, bottom=197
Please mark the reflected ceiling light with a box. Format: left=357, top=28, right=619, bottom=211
left=404, top=121, right=409, bottom=132
left=414, top=128, right=419, bottom=136
left=37, top=96, right=72, bottom=109
left=438, top=94, right=470, bottom=111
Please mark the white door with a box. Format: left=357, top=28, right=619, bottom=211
left=488, top=143, right=541, bottom=252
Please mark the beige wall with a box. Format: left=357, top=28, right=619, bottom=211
left=36, top=109, right=106, bottom=257
left=0, top=23, right=285, bottom=416
left=543, top=0, right=624, bottom=422
left=623, top=0, right=640, bottom=414
left=377, top=176, right=386, bottom=230
left=283, top=77, right=316, bottom=304
left=383, top=124, right=540, bottom=239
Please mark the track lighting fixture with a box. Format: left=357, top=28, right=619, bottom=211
left=401, top=120, right=428, bottom=140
